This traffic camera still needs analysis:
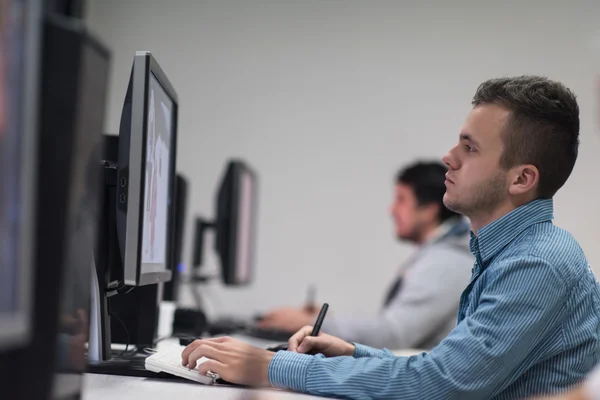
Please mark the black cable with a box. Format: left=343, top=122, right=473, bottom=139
left=120, top=286, right=135, bottom=295
left=123, top=346, right=138, bottom=357
left=107, top=285, right=135, bottom=298
left=109, top=312, right=130, bottom=357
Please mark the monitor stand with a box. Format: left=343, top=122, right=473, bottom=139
left=87, top=135, right=161, bottom=378
left=88, top=156, right=118, bottom=364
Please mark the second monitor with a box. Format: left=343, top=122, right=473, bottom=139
left=116, top=51, right=177, bottom=286
left=90, top=50, right=178, bottom=363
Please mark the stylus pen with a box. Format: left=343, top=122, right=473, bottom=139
left=310, top=303, right=329, bottom=336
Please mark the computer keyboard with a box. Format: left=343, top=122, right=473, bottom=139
left=244, top=326, right=294, bottom=342
left=145, top=345, right=214, bottom=384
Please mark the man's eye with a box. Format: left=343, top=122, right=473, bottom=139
left=465, top=145, right=475, bottom=152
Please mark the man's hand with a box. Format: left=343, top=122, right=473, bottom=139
left=288, top=325, right=355, bottom=357
left=256, top=307, right=315, bottom=332
left=181, top=336, right=275, bottom=387
left=67, top=333, right=87, bottom=371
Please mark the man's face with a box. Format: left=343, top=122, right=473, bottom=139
left=442, top=103, right=511, bottom=217
left=390, top=183, right=436, bottom=242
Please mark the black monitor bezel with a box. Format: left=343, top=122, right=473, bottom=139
left=120, top=51, right=177, bottom=286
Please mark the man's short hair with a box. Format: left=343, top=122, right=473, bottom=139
left=472, top=75, right=580, bottom=198
left=397, top=161, right=459, bottom=223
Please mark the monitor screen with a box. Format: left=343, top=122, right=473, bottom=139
left=141, top=73, right=173, bottom=274
left=0, top=0, right=25, bottom=314
left=0, top=0, right=37, bottom=346
left=235, top=169, right=256, bottom=284
left=214, top=161, right=258, bottom=286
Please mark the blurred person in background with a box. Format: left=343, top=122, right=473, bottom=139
left=258, top=160, right=474, bottom=350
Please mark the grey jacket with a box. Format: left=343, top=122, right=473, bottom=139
left=321, top=218, right=473, bottom=350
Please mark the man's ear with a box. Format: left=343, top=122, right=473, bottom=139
left=508, top=164, right=539, bottom=197
left=422, top=202, right=441, bottom=222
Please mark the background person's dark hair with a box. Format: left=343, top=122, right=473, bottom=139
left=472, top=75, right=580, bottom=198
left=397, top=161, right=459, bottom=223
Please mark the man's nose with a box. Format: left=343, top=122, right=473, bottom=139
left=442, top=147, right=458, bottom=170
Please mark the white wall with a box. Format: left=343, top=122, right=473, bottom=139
left=86, top=0, right=600, bottom=319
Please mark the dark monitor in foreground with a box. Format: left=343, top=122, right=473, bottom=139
left=193, top=160, right=259, bottom=286
left=0, top=8, right=111, bottom=400
left=0, top=0, right=40, bottom=351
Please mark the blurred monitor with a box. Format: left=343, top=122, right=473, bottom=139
left=0, top=6, right=111, bottom=400
left=0, top=3, right=110, bottom=398
left=0, top=0, right=41, bottom=351
left=194, top=160, right=258, bottom=286
left=215, top=161, right=258, bottom=285
left=37, top=11, right=110, bottom=400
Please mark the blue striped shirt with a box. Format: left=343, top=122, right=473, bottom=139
left=268, top=199, right=600, bottom=399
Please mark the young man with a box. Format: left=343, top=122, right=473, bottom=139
left=181, top=76, right=600, bottom=399
left=257, top=161, right=473, bottom=350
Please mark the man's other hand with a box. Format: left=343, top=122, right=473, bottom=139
left=288, top=326, right=355, bottom=357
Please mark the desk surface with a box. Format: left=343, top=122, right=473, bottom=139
left=82, top=373, right=331, bottom=400
left=83, top=334, right=336, bottom=400
left=83, top=306, right=423, bottom=400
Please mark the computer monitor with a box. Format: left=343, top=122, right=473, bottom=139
left=0, top=0, right=42, bottom=351
left=0, top=7, right=111, bottom=400
left=193, top=160, right=259, bottom=286
left=0, top=4, right=111, bottom=398
left=116, top=51, right=177, bottom=286
left=163, top=173, right=189, bottom=302
left=89, top=51, right=178, bottom=367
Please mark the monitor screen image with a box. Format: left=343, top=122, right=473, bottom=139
left=141, top=73, right=173, bottom=274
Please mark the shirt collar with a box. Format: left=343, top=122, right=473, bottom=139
left=469, top=198, right=554, bottom=264
left=426, top=216, right=471, bottom=245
